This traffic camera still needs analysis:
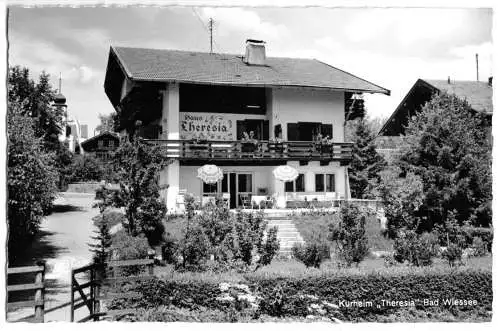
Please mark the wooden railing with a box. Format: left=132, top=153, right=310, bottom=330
left=7, top=261, right=46, bottom=323
left=145, top=139, right=353, bottom=163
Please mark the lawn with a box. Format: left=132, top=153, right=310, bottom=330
left=292, top=212, right=394, bottom=252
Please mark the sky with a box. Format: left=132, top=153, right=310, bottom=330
left=7, top=6, right=493, bottom=135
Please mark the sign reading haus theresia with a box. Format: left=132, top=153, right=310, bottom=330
left=180, top=113, right=234, bottom=140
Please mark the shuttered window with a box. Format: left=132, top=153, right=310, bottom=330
left=287, top=123, right=300, bottom=141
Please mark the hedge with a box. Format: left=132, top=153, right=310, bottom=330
left=109, top=269, right=492, bottom=322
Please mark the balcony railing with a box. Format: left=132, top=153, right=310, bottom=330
left=144, top=139, right=353, bottom=163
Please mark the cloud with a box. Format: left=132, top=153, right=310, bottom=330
left=199, top=7, right=289, bottom=41
left=345, top=8, right=468, bottom=46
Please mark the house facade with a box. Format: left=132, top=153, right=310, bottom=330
left=80, top=131, right=120, bottom=160
left=104, top=40, right=389, bottom=211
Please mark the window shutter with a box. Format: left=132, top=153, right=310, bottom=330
left=287, top=123, right=300, bottom=141
left=274, top=124, right=282, bottom=139
left=321, top=124, right=333, bottom=139
left=263, top=120, right=269, bottom=140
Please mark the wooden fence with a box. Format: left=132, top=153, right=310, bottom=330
left=7, top=261, right=46, bottom=323
left=71, top=256, right=155, bottom=322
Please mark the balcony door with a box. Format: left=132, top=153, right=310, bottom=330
left=287, top=122, right=333, bottom=141
left=236, top=120, right=269, bottom=140
left=221, top=172, right=253, bottom=208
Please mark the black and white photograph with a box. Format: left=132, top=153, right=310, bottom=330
left=3, top=0, right=495, bottom=325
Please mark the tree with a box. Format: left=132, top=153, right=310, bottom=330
left=8, top=66, right=63, bottom=152
left=328, top=203, right=369, bottom=267
left=347, top=118, right=387, bottom=198
left=95, top=113, right=118, bottom=133
left=7, top=101, right=58, bottom=261
left=95, top=137, right=170, bottom=240
left=397, top=92, right=492, bottom=230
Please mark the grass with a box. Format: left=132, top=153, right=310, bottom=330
left=163, top=215, right=188, bottom=240
left=153, top=254, right=492, bottom=282
left=292, top=212, right=394, bottom=251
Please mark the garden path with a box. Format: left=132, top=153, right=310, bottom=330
left=7, top=192, right=98, bottom=322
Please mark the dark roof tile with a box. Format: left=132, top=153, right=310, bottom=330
left=111, top=46, right=389, bottom=94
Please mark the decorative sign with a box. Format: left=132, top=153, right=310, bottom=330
left=180, top=113, right=234, bottom=140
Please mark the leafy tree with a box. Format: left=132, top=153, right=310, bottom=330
left=397, top=92, right=492, bottom=230
left=376, top=166, right=425, bottom=238
left=7, top=101, right=58, bottom=261
left=8, top=66, right=63, bottom=152
left=95, top=137, right=170, bottom=240
left=95, top=113, right=118, bottom=133
left=347, top=118, right=387, bottom=198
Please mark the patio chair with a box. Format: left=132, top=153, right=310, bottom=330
left=239, top=193, right=252, bottom=209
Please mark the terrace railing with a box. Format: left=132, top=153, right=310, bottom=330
left=145, top=139, right=353, bottom=163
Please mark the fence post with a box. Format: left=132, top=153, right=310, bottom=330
left=34, top=260, right=45, bottom=323
left=90, top=267, right=95, bottom=320
left=93, top=263, right=103, bottom=321
left=70, top=269, right=75, bottom=322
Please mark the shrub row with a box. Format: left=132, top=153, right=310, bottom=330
left=110, top=269, right=492, bottom=322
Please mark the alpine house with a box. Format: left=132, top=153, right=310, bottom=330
left=104, top=39, right=390, bottom=212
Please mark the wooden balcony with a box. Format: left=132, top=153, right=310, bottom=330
left=144, top=139, right=353, bottom=165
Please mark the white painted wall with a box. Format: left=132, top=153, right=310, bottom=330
left=270, top=88, right=345, bottom=142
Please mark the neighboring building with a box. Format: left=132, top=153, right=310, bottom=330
left=80, top=131, right=120, bottom=160
left=104, top=40, right=390, bottom=211
left=377, top=78, right=493, bottom=154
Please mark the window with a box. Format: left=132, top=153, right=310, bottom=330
left=98, top=140, right=104, bottom=148
left=203, top=182, right=217, bottom=194
left=315, top=173, right=336, bottom=192
left=287, top=123, right=333, bottom=141
left=285, top=174, right=305, bottom=192
left=315, top=174, right=325, bottom=192
left=326, top=174, right=336, bottom=192
left=109, top=140, right=115, bottom=148
left=221, top=173, right=228, bottom=193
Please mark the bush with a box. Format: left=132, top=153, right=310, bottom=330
left=471, top=237, right=487, bottom=257
left=176, top=198, right=280, bottom=272
left=292, top=239, right=330, bottom=268
left=257, top=227, right=280, bottom=268
left=441, top=243, right=463, bottom=267
left=161, top=234, right=178, bottom=264
left=113, top=269, right=492, bottom=322
left=136, top=198, right=166, bottom=246
left=67, top=154, right=104, bottom=182
left=329, top=203, right=369, bottom=267
left=393, top=230, right=439, bottom=266
left=177, top=224, right=211, bottom=271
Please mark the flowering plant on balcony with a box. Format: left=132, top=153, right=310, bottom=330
left=269, top=137, right=284, bottom=144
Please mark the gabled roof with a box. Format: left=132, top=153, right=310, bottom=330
left=107, top=46, right=390, bottom=95
left=422, top=79, right=493, bottom=115
left=379, top=78, right=493, bottom=136
left=81, top=131, right=119, bottom=149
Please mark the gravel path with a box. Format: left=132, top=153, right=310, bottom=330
left=7, top=192, right=99, bottom=322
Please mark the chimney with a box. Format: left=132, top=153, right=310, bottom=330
left=244, top=39, right=266, bottom=65
left=488, top=76, right=493, bottom=87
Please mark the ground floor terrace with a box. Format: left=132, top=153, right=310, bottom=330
left=159, top=160, right=350, bottom=212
